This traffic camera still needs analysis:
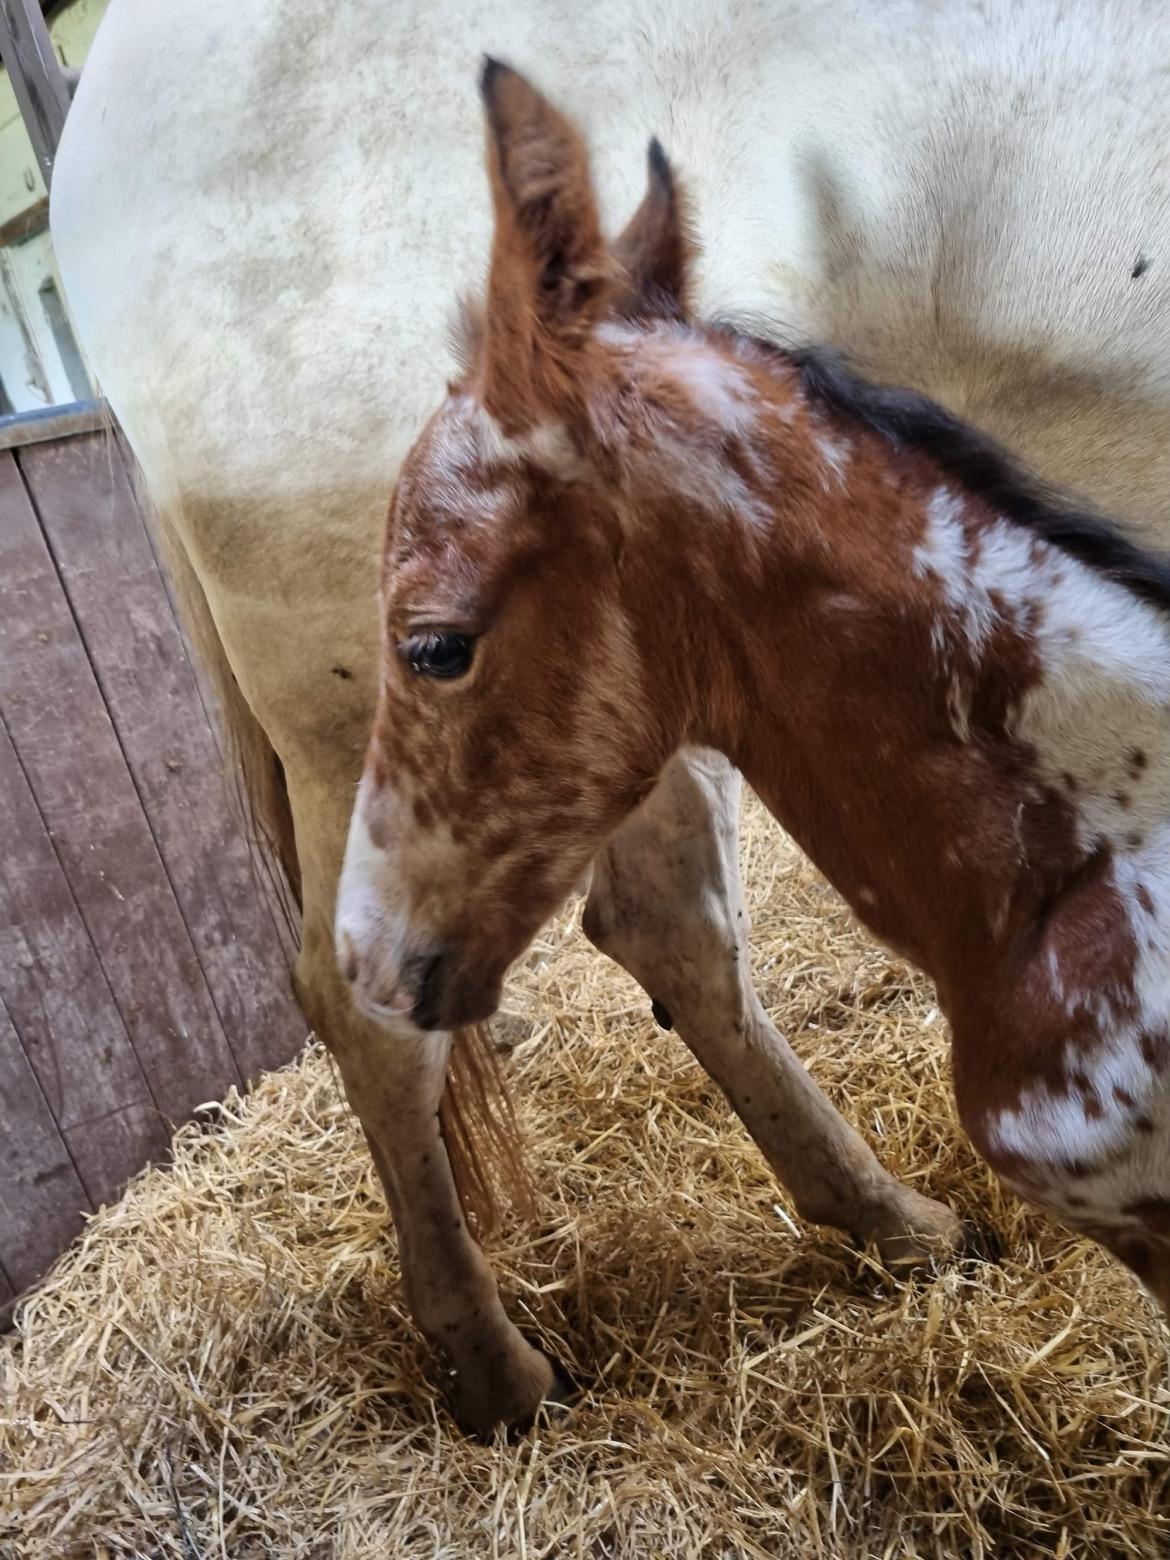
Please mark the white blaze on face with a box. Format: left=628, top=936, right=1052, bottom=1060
left=335, top=786, right=396, bottom=980
left=335, top=776, right=440, bottom=1023
left=335, top=765, right=475, bottom=1018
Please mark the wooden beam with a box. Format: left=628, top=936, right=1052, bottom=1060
left=0, top=0, right=72, bottom=189
left=0, top=193, right=48, bottom=248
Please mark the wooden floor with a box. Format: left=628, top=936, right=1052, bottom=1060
left=0, top=409, right=303, bottom=1318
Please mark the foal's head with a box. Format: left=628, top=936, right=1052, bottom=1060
left=337, top=61, right=748, bottom=1029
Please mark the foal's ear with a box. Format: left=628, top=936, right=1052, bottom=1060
left=479, top=58, right=615, bottom=426
left=612, top=140, right=693, bottom=323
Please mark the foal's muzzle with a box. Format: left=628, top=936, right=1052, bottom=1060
left=336, top=924, right=499, bottom=1032
left=335, top=787, right=501, bottom=1030
left=335, top=923, right=442, bottom=1026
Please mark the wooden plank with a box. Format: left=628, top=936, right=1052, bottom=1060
left=0, top=989, right=91, bottom=1297
left=112, top=436, right=301, bottom=972
left=20, top=434, right=303, bottom=1080
left=113, top=446, right=302, bottom=973
left=0, top=0, right=70, bottom=188
left=0, top=709, right=167, bottom=1199
left=0, top=450, right=246, bottom=1120
left=0, top=398, right=105, bottom=450
left=110, top=434, right=302, bottom=970
left=0, top=1265, right=15, bottom=1335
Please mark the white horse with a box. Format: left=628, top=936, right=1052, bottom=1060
left=52, top=0, right=1170, bottom=1431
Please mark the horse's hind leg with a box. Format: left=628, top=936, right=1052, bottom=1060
left=583, top=749, right=964, bottom=1266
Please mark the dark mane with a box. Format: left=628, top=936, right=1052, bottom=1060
left=727, top=330, right=1170, bottom=613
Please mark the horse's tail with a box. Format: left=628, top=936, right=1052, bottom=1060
left=443, top=1025, right=532, bottom=1234
left=133, top=448, right=528, bottom=1235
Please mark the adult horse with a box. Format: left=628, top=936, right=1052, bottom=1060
left=52, top=0, right=1170, bottom=1431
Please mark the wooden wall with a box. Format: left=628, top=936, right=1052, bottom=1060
left=0, top=405, right=304, bottom=1321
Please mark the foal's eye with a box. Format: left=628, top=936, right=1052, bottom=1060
left=398, top=630, right=475, bottom=680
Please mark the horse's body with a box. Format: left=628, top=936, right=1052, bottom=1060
left=54, top=0, right=1170, bottom=1427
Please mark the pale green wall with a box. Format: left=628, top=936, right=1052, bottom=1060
left=0, top=0, right=109, bottom=225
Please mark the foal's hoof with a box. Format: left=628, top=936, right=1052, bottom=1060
left=868, top=1191, right=967, bottom=1273
left=958, top=1219, right=1004, bottom=1267
left=537, top=1358, right=580, bottom=1421
left=448, top=1344, right=576, bottom=1436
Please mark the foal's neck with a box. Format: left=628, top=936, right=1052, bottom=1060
left=616, top=326, right=1170, bottom=990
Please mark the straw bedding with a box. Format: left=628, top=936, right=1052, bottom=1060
left=4, top=799, right=1169, bottom=1558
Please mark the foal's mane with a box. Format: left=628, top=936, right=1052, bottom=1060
left=717, top=324, right=1170, bottom=613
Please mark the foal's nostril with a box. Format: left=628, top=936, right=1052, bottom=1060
left=335, top=935, right=447, bottom=1026
left=410, top=951, right=447, bottom=1032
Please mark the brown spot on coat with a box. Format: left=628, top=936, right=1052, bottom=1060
left=412, top=792, right=436, bottom=828
left=1139, top=1033, right=1169, bottom=1072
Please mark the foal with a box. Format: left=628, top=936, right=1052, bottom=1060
left=338, top=62, right=1170, bottom=1314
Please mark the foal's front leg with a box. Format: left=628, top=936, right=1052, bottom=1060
left=322, top=1010, right=560, bottom=1428
left=291, top=775, right=558, bottom=1433
left=297, top=935, right=560, bottom=1430
left=583, top=750, right=964, bottom=1266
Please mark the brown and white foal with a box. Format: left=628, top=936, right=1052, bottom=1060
left=339, top=61, right=1170, bottom=1322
